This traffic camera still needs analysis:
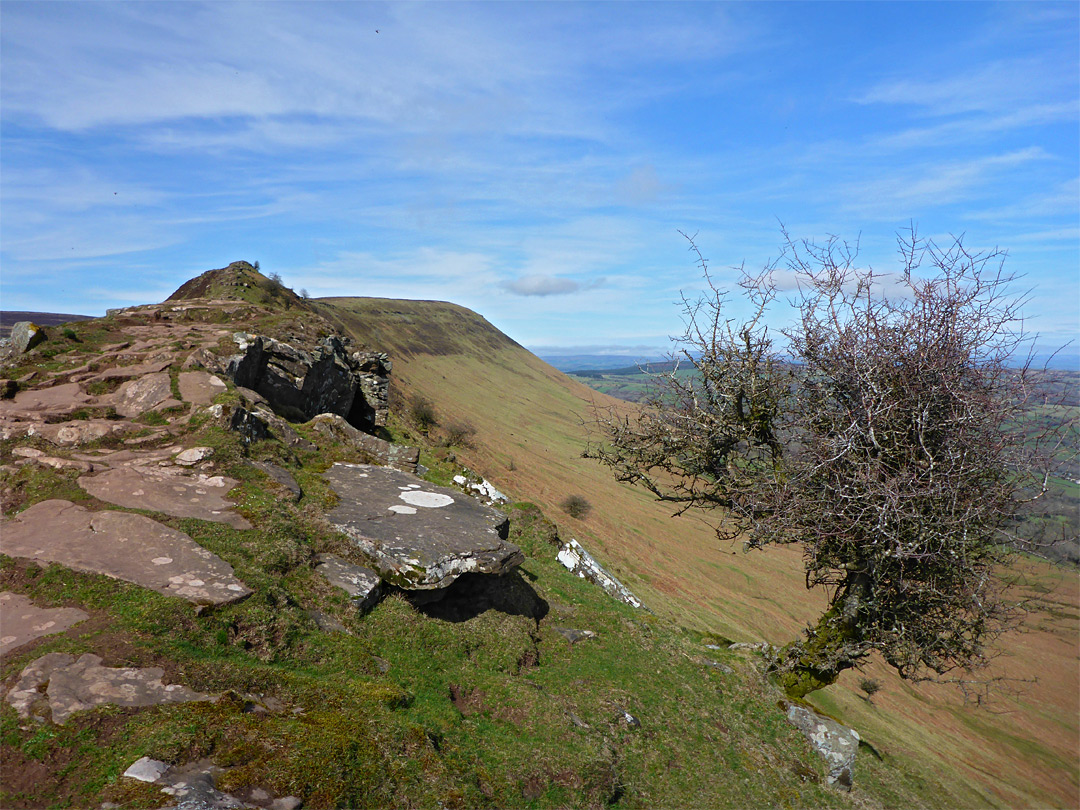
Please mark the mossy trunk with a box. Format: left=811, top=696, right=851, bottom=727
left=772, top=574, right=869, bottom=700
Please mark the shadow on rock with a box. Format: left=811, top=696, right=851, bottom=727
left=400, top=571, right=549, bottom=624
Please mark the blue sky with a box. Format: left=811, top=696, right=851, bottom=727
left=2, top=1, right=1077, bottom=358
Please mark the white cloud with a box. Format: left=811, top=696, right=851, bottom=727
left=501, top=275, right=582, bottom=297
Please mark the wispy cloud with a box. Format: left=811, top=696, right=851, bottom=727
left=837, top=148, right=1052, bottom=218
left=856, top=58, right=1072, bottom=117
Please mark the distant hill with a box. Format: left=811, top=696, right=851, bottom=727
left=538, top=353, right=668, bottom=372
left=0, top=311, right=94, bottom=339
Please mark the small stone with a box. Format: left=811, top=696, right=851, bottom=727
left=568, top=712, right=590, bottom=729
left=271, top=798, right=302, bottom=810
left=307, top=609, right=349, bottom=634
left=123, top=756, right=170, bottom=783
left=314, top=554, right=383, bottom=613
left=553, top=627, right=596, bottom=644
left=174, top=446, right=213, bottom=465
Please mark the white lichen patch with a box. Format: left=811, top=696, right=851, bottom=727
left=399, top=491, right=454, bottom=508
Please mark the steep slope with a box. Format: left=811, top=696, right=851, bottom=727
left=320, top=295, right=1079, bottom=809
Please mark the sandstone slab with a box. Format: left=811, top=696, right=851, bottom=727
left=30, top=419, right=129, bottom=446
left=0, top=382, right=93, bottom=420
left=113, top=372, right=180, bottom=417
left=14, top=455, right=94, bottom=473
left=1, top=500, right=252, bottom=604
left=6, top=652, right=211, bottom=724
left=79, top=466, right=252, bottom=529
left=0, top=592, right=89, bottom=657
left=90, top=358, right=171, bottom=381
left=178, top=371, right=227, bottom=405
left=322, top=462, right=522, bottom=590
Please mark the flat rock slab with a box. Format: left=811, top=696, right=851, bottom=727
left=71, top=445, right=179, bottom=468
left=0, top=592, right=89, bottom=657
left=0, top=382, right=94, bottom=419
left=322, top=462, right=522, bottom=590
left=178, top=371, right=227, bottom=405
left=113, top=372, right=181, bottom=417
left=1, top=500, right=252, bottom=605
left=90, top=358, right=172, bottom=380
left=79, top=466, right=253, bottom=529
left=31, top=419, right=129, bottom=446
left=314, top=553, right=382, bottom=612
left=6, top=652, right=211, bottom=724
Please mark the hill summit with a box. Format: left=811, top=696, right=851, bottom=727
left=167, top=261, right=306, bottom=310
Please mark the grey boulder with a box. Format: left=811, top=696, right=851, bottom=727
left=784, top=700, right=860, bottom=790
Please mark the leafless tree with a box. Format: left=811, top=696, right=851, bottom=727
left=589, top=227, right=1073, bottom=698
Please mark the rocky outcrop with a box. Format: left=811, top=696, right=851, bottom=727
left=224, top=333, right=390, bottom=431
left=557, top=537, right=644, bottom=610
left=783, top=700, right=860, bottom=790
left=453, top=474, right=509, bottom=504
left=322, top=462, right=523, bottom=590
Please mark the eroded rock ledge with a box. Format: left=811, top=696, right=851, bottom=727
left=322, top=462, right=523, bottom=590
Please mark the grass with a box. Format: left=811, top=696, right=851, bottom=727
left=0, top=481, right=859, bottom=808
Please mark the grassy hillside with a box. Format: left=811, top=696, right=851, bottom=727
left=320, top=296, right=1079, bottom=809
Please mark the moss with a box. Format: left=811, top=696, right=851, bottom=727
left=772, top=608, right=853, bottom=700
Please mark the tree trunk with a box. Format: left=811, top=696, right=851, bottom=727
left=772, top=574, right=870, bottom=699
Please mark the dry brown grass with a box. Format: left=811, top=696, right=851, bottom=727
left=327, top=296, right=1079, bottom=809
